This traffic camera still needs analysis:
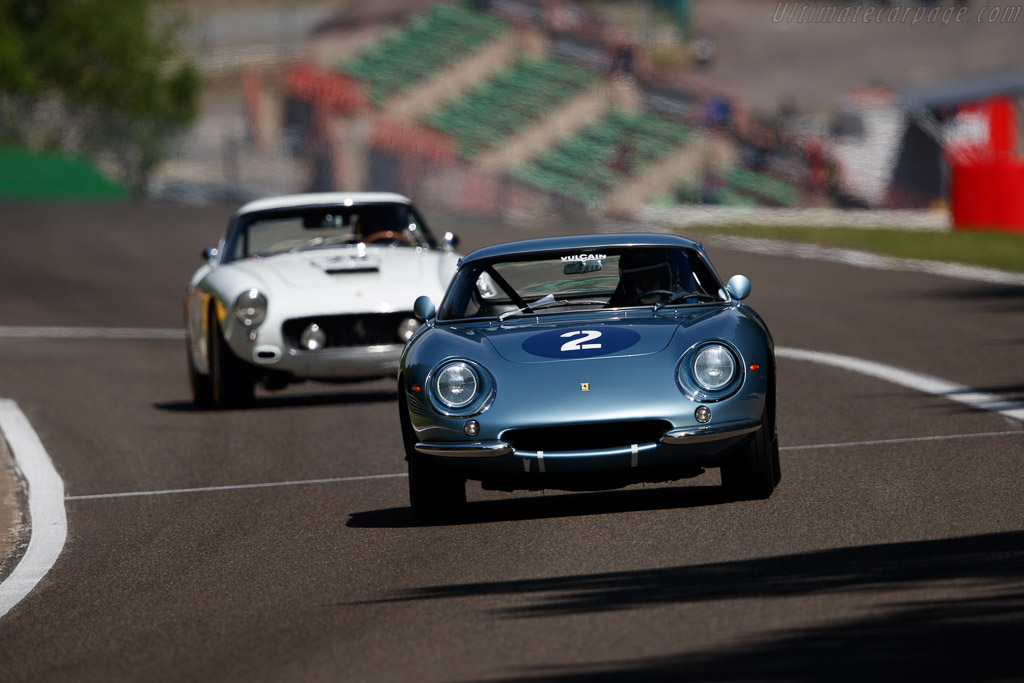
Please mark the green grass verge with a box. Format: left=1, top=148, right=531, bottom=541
left=684, top=225, right=1024, bottom=274
left=0, top=148, right=130, bottom=201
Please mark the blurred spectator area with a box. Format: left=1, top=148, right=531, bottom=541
left=279, top=0, right=819, bottom=218
left=156, top=0, right=1024, bottom=223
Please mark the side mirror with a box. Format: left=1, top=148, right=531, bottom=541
left=726, top=274, right=751, bottom=301
left=443, top=231, right=459, bottom=252
left=413, top=295, right=436, bottom=322
left=203, top=247, right=219, bottom=262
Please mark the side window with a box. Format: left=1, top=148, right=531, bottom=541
left=687, top=251, right=723, bottom=297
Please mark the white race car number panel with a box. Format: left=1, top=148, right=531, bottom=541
left=560, top=330, right=603, bottom=352
left=523, top=328, right=641, bottom=359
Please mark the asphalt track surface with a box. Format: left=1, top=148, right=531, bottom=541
left=1, top=202, right=1023, bottom=682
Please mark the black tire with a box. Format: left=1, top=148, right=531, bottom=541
left=720, top=407, right=777, bottom=500
left=187, top=336, right=213, bottom=407
left=400, top=384, right=466, bottom=523
left=208, top=313, right=255, bottom=408
left=770, top=433, right=782, bottom=486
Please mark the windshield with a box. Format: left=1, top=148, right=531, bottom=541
left=438, top=246, right=727, bottom=321
left=221, top=202, right=435, bottom=263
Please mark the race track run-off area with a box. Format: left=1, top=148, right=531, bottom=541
left=0, top=204, right=1022, bottom=681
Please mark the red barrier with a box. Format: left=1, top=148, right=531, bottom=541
left=951, top=159, right=1024, bottom=232
left=948, top=96, right=1024, bottom=233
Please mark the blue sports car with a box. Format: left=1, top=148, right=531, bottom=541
left=398, top=233, right=779, bottom=521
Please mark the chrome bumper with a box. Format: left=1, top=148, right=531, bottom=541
left=415, top=441, right=514, bottom=457
left=273, top=344, right=403, bottom=378
left=661, top=420, right=761, bottom=444
left=415, top=420, right=760, bottom=458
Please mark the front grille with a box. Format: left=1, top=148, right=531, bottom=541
left=502, top=420, right=673, bottom=452
left=283, top=312, right=413, bottom=349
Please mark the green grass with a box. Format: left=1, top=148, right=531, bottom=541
left=0, top=148, right=130, bottom=201
left=684, top=225, right=1024, bottom=274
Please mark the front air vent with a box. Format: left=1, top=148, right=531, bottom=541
left=325, top=266, right=379, bottom=275
left=502, top=420, right=673, bottom=452
left=282, top=312, right=414, bottom=349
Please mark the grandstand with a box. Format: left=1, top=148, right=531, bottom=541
left=422, top=56, right=597, bottom=157
left=513, top=109, right=695, bottom=206
left=285, top=1, right=811, bottom=216
left=668, top=165, right=801, bottom=209
left=337, top=3, right=506, bottom=105
left=724, top=166, right=800, bottom=207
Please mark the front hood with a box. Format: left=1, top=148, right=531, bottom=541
left=442, top=307, right=742, bottom=364
left=256, top=246, right=443, bottom=287
left=214, top=246, right=458, bottom=309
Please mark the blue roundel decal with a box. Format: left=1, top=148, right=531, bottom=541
left=522, top=327, right=641, bottom=359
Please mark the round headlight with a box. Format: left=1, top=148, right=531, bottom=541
left=234, top=288, right=267, bottom=328
left=434, top=362, right=479, bottom=409
left=692, top=344, right=736, bottom=391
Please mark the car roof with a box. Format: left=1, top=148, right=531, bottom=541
left=461, top=233, right=703, bottom=265
left=236, top=192, right=412, bottom=215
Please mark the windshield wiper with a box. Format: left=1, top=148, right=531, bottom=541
left=289, top=235, right=357, bottom=252
left=653, top=292, right=722, bottom=312
left=498, top=294, right=606, bottom=320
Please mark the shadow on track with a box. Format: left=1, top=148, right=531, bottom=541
left=928, top=284, right=1024, bottom=311
left=348, top=483, right=732, bottom=529
left=502, top=591, right=1024, bottom=682
left=372, top=530, right=1024, bottom=681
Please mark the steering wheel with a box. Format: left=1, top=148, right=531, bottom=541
left=625, top=289, right=676, bottom=306
left=362, top=230, right=414, bottom=247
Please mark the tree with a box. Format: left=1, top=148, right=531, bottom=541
left=0, top=0, right=199, bottom=195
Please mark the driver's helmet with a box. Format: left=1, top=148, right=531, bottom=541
left=618, top=249, right=674, bottom=301
left=349, top=214, right=363, bottom=239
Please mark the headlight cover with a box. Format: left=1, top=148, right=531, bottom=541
left=693, top=344, right=736, bottom=390
left=427, top=359, right=494, bottom=416
left=677, top=341, right=743, bottom=402
left=233, top=288, right=267, bottom=328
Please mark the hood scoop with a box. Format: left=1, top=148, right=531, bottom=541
left=311, top=253, right=380, bottom=275
left=325, top=265, right=379, bottom=275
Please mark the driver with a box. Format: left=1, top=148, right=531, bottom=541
left=349, top=214, right=364, bottom=241
left=607, top=249, right=677, bottom=306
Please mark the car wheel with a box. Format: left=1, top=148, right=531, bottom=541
left=400, top=384, right=466, bottom=522
left=208, top=312, right=255, bottom=407
left=720, top=407, right=777, bottom=500
left=186, top=336, right=213, bottom=407
left=770, top=433, right=782, bottom=486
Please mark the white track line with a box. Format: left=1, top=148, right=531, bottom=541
left=777, top=346, right=1024, bottom=423
left=600, top=219, right=1024, bottom=287
left=0, top=326, right=183, bottom=340
left=60, top=429, right=1024, bottom=501
left=704, top=236, right=1024, bottom=286
left=65, top=473, right=407, bottom=501
left=781, top=429, right=1024, bottom=452
left=0, top=400, right=67, bottom=620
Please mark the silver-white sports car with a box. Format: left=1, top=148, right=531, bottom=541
left=185, top=192, right=460, bottom=406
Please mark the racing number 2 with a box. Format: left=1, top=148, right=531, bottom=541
left=560, top=330, right=602, bottom=352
